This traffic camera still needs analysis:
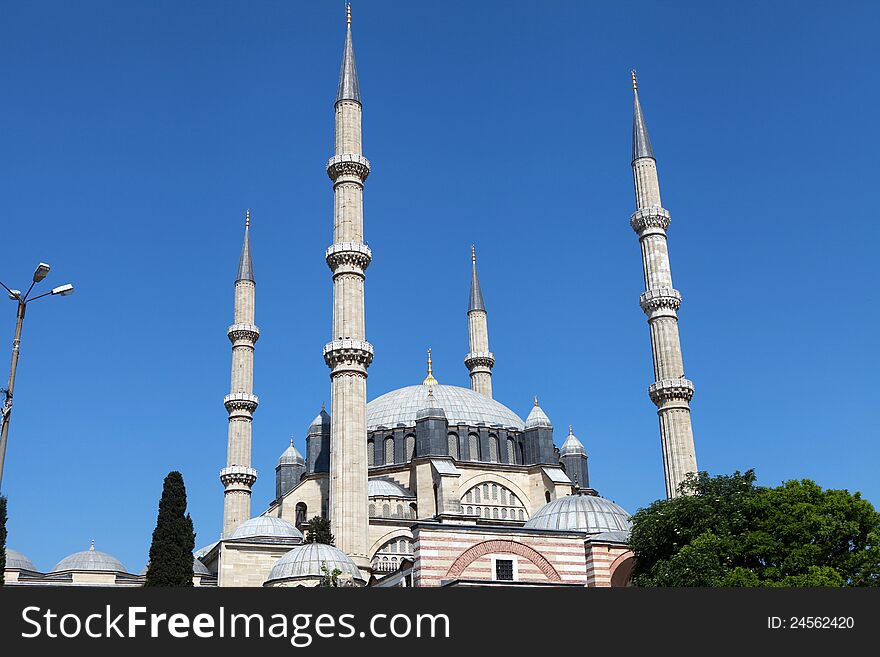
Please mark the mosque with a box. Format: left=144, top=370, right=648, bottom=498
left=3, top=7, right=698, bottom=588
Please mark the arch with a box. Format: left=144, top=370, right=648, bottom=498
left=409, top=502, right=417, bottom=519
left=405, top=434, right=415, bottom=461
left=545, top=491, right=551, bottom=503
left=609, top=551, right=636, bottom=588
left=458, top=473, right=532, bottom=512
left=489, top=435, right=499, bottom=462
left=460, top=479, right=527, bottom=522
left=468, top=433, right=480, bottom=461
left=367, top=438, right=375, bottom=467
left=446, top=540, right=561, bottom=581
left=384, top=436, right=394, bottom=465
left=367, top=527, right=414, bottom=561
left=506, top=438, right=516, bottom=464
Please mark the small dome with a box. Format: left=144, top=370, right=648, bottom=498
left=228, top=516, right=304, bottom=541
left=278, top=439, right=305, bottom=466
left=560, top=425, right=586, bottom=456
left=266, top=543, right=365, bottom=585
left=310, top=407, right=330, bottom=428
left=5, top=548, right=37, bottom=571
left=525, top=398, right=552, bottom=429
left=368, top=384, right=523, bottom=431
left=193, top=557, right=211, bottom=576
left=524, top=494, right=631, bottom=534
left=368, top=477, right=416, bottom=498
left=52, top=543, right=126, bottom=573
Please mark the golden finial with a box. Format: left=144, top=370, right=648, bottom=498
left=631, top=70, right=638, bottom=92
left=471, top=244, right=476, bottom=264
left=245, top=208, right=250, bottom=229
left=423, top=347, right=439, bottom=386
left=534, top=396, right=539, bottom=407
left=346, top=2, right=352, bottom=26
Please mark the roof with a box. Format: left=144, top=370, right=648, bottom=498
left=469, top=248, right=486, bottom=312
left=524, top=494, right=632, bottom=534
left=368, top=477, right=416, bottom=498
left=524, top=402, right=552, bottom=429
left=541, top=466, right=572, bottom=485
left=5, top=548, right=37, bottom=571
left=278, top=439, right=305, bottom=466
left=228, top=516, right=303, bottom=542
left=267, top=543, right=366, bottom=584
left=310, top=408, right=330, bottom=428
left=560, top=427, right=586, bottom=456
left=52, top=544, right=127, bottom=573
left=430, top=459, right=460, bottom=476
left=632, top=87, right=654, bottom=161
left=236, top=225, right=254, bottom=283
left=336, top=25, right=360, bottom=103
left=193, top=557, right=211, bottom=576
left=368, top=384, right=524, bottom=431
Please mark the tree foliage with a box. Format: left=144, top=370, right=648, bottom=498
left=629, top=470, right=880, bottom=587
left=0, top=495, right=6, bottom=587
left=304, top=516, right=335, bottom=546
left=145, top=471, right=195, bottom=587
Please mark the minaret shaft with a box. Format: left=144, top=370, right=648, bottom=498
left=221, top=224, right=259, bottom=537
left=324, top=21, right=372, bottom=570
left=630, top=82, right=697, bottom=499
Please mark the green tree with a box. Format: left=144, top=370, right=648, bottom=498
left=629, top=471, right=880, bottom=587
left=0, top=495, right=7, bottom=587
left=319, top=562, right=343, bottom=587
left=304, top=516, right=335, bottom=545
left=145, top=471, right=195, bottom=587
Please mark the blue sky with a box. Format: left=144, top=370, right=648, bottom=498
left=1, top=0, right=878, bottom=572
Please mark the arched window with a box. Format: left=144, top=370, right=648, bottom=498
left=468, top=434, right=480, bottom=461
left=448, top=433, right=459, bottom=460
left=382, top=504, right=390, bottom=518
left=460, top=482, right=529, bottom=523
left=371, top=536, right=414, bottom=573
left=545, top=491, right=551, bottom=503
left=384, top=437, right=394, bottom=465
left=409, top=502, right=417, bottom=519
left=367, top=438, right=375, bottom=467
left=507, top=438, right=516, bottom=464
left=295, top=502, right=308, bottom=527
left=489, top=435, right=499, bottom=462
left=369, top=503, right=376, bottom=517
left=396, top=504, right=404, bottom=518
left=405, top=434, right=415, bottom=461
left=433, top=484, right=440, bottom=516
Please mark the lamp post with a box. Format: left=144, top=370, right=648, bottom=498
left=0, top=263, right=74, bottom=490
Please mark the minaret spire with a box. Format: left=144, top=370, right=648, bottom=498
left=628, top=74, right=697, bottom=498
left=324, top=13, right=372, bottom=573
left=221, top=209, right=260, bottom=536
left=464, top=245, right=494, bottom=397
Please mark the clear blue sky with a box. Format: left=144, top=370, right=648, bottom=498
left=1, top=1, right=877, bottom=572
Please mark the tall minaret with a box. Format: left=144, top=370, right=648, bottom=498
left=322, top=4, right=372, bottom=569
left=464, top=246, right=494, bottom=398
left=629, top=71, right=697, bottom=498
left=220, top=210, right=260, bottom=536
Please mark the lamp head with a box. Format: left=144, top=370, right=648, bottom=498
left=51, top=284, right=74, bottom=297
left=8, top=290, right=21, bottom=300
left=33, top=263, right=51, bottom=283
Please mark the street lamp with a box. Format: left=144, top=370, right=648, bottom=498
left=0, top=263, right=74, bottom=490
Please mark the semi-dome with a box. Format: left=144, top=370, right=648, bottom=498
left=266, top=543, right=365, bottom=585
left=278, top=439, right=305, bottom=466
left=368, top=384, right=523, bottom=431
left=5, top=548, right=37, bottom=571
left=52, top=543, right=127, bottom=573
left=524, top=494, right=631, bottom=534
left=368, top=477, right=416, bottom=498
left=229, top=516, right=304, bottom=541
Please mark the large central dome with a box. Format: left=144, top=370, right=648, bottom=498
left=367, top=384, right=524, bottom=431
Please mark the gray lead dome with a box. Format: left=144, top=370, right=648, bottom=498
left=525, top=494, right=631, bottom=534
left=368, top=384, right=524, bottom=431
left=52, top=545, right=127, bottom=573
left=266, top=543, right=365, bottom=585
left=228, top=516, right=303, bottom=541
left=5, top=548, right=37, bottom=571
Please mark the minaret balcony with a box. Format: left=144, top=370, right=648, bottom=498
left=323, top=339, right=374, bottom=369
left=326, top=242, right=372, bottom=273
left=327, top=153, right=371, bottom=181
left=464, top=351, right=495, bottom=370
left=648, top=377, right=695, bottom=406
left=227, top=323, right=261, bottom=344
left=631, top=207, right=671, bottom=237
left=224, top=393, right=259, bottom=414
left=639, top=288, right=682, bottom=318
left=220, top=465, right=258, bottom=489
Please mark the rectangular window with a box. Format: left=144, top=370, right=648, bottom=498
left=495, top=559, right=514, bottom=581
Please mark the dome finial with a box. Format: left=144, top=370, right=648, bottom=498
left=534, top=395, right=539, bottom=407
left=423, top=348, right=439, bottom=386
left=346, top=2, right=352, bottom=26
left=569, top=424, right=573, bottom=435
left=631, top=69, right=638, bottom=92
left=245, top=208, right=250, bottom=229
left=471, top=244, right=476, bottom=264
left=289, top=437, right=294, bottom=447
left=89, top=539, right=95, bottom=551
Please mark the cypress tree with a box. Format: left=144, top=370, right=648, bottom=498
left=0, top=495, right=7, bottom=587
left=145, top=471, right=195, bottom=587
left=304, top=516, right=335, bottom=545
